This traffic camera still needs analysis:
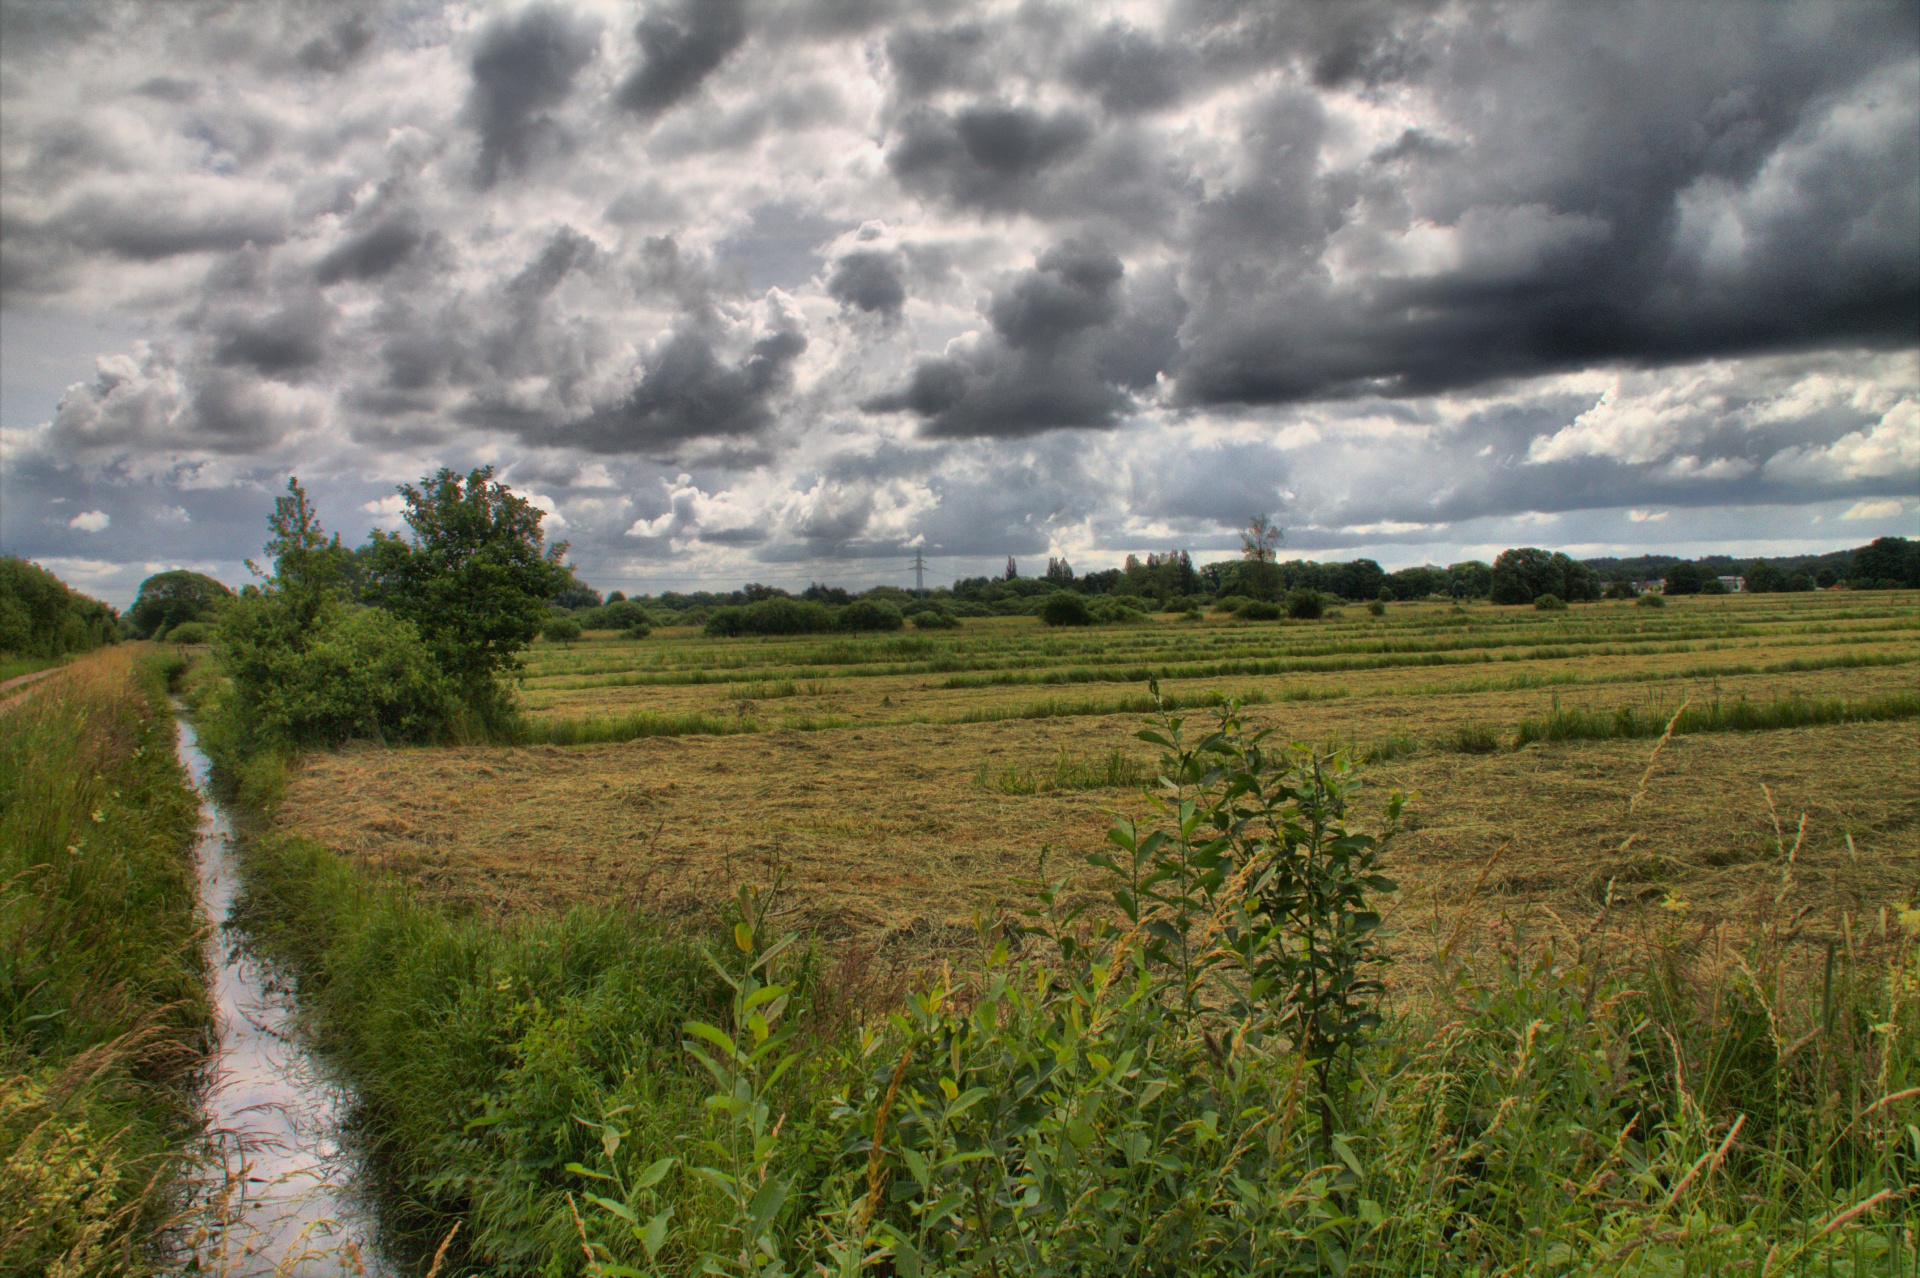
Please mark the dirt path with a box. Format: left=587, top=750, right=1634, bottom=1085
left=0, top=664, right=68, bottom=699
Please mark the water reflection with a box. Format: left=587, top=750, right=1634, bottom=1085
left=175, top=714, right=397, bottom=1277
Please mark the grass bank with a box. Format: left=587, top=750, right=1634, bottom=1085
left=0, top=647, right=208, bottom=1273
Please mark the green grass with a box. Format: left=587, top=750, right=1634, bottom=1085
left=1513, top=689, right=1920, bottom=748
left=503, top=709, right=761, bottom=746
left=0, top=651, right=208, bottom=1274
left=972, top=746, right=1149, bottom=794
left=951, top=687, right=1269, bottom=724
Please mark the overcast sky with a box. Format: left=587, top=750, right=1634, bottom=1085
left=2, top=0, right=1915, bottom=606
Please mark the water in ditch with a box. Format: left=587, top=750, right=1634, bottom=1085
left=175, top=713, right=400, bottom=1276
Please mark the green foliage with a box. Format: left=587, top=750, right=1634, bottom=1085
left=128, top=569, right=233, bottom=639
left=1534, top=592, right=1567, bottom=611
left=1285, top=586, right=1325, bottom=619
left=1087, top=594, right=1149, bottom=624
left=0, top=556, right=119, bottom=659
left=1849, top=535, right=1920, bottom=588
left=1213, top=594, right=1249, bottom=613
left=161, top=620, right=214, bottom=644
left=706, top=598, right=836, bottom=637
left=544, top=616, right=584, bottom=647
left=1240, top=598, right=1283, bottom=620
left=909, top=608, right=959, bottom=630
left=212, top=597, right=454, bottom=749
left=1662, top=561, right=1707, bottom=595
left=1490, top=547, right=1600, bottom=604
left=0, top=654, right=207, bottom=1273
left=363, top=466, right=571, bottom=706
left=1366, top=599, right=1386, bottom=616
left=1603, top=579, right=1639, bottom=600
left=1040, top=592, right=1093, bottom=626
left=837, top=598, right=904, bottom=632
left=1637, top=591, right=1667, bottom=608
left=1700, top=577, right=1729, bottom=594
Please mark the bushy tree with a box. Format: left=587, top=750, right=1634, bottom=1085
left=363, top=467, right=571, bottom=708
left=1603, top=580, right=1639, bottom=600
left=549, top=577, right=602, bottom=611
left=911, top=608, right=959, bottom=629
left=1745, top=560, right=1783, bottom=593
left=838, top=598, right=904, bottom=632
left=1241, top=599, right=1282, bottom=620
left=1849, top=536, right=1919, bottom=588
left=1285, top=587, right=1325, bottom=619
left=705, top=598, right=835, bottom=636
left=1447, top=560, right=1493, bottom=598
left=0, top=556, right=118, bottom=657
left=128, top=570, right=233, bottom=639
left=1041, top=593, right=1093, bottom=626
left=1662, top=562, right=1707, bottom=595
left=543, top=616, right=583, bottom=646
left=1490, top=548, right=1598, bottom=604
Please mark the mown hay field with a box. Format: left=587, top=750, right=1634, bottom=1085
left=276, top=591, right=1920, bottom=973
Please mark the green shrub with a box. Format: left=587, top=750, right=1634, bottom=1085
left=837, top=598, right=904, bottom=632
left=1367, top=599, right=1386, bottom=616
left=1087, top=594, right=1149, bottom=624
left=1637, top=591, right=1667, bottom=608
left=1240, top=598, right=1282, bottom=620
left=1700, top=577, right=1728, bottom=594
left=542, top=616, right=583, bottom=646
left=910, top=608, right=959, bottom=630
left=162, top=620, right=214, bottom=644
left=212, top=598, right=453, bottom=749
left=1213, top=594, right=1250, bottom=613
left=1534, top=592, right=1567, bottom=611
left=705, top=598, right=835, bottom=636
left=623, top=623, right=651, bottom=640
left=1040, top=592, right=1093, bottom=626
left=1285, top=586, right=1325, bottom=619
left=1604, top=580, right=1639, bottom=600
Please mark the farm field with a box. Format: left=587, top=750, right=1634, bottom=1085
left=277, top=590, right=1919, bottom=971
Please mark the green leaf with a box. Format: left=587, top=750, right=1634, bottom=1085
left=586, top=1193, right=637, bottom=1224
left=642, top=1207, right=673, bottom=1259
left=683, top=1020, right=738, bottom=1053
left=734, top=920, right=755, bottom=952
left=747, top=1173, right=789, bottom=1237
left=633, top=1155, right=677, bottom=1190
left=564, top=1161, right=613, bottom=1181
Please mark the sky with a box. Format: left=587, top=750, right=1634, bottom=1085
left=1, top=0, right=1915, bottom=608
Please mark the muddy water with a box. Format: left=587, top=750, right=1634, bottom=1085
left=176, top=714, right=399, bottom=1276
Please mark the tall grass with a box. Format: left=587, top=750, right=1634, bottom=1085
left=1513, top=689, right=1920, bottom=748
left=0, top=650, right=207, bottom=1274
left=971, top=746, right=1148, bottom=794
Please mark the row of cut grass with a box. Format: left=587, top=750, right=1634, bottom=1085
left=1512, top=689, right=1920, bottom=748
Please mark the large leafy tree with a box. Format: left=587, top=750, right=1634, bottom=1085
left=363, top=467, right=570, bottom=704
left=128, top=570, right=233, bottom=638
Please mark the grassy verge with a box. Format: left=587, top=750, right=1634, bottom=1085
left=0, top=648, right=208, bottom=1274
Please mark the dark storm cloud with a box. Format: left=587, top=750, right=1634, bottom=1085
left=57, top=193, right=290, bottom=262
left=464, top=5, right=600, bottom=188
left=211, top=294, right=334, bottom=379
left=617, top=0, right=748, bottom=118
left=886, top=104, right=1093, bottom=211
left=314, top=214, right=423, bottom=285
left=1173, top=3, right=1920, bottom=408
left=865, top=239, right=1183, bottom=437
left=543, top=328, right=806, bottom=453
left=1065, top=23, right=1190, bottom=113
left=827, top=250, right=906, bottom=316
left=884, top=22, right=993, bottom=97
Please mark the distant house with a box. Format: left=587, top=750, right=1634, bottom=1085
left=1718, top=576, right=1745, bottom=592
left=1636, top=579, right=1665, bottom=594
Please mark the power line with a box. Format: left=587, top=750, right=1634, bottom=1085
left=910, top=548, right=926, bottom=592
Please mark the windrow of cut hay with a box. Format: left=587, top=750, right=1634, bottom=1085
left=1513, top=689, right=1920, bottom=748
